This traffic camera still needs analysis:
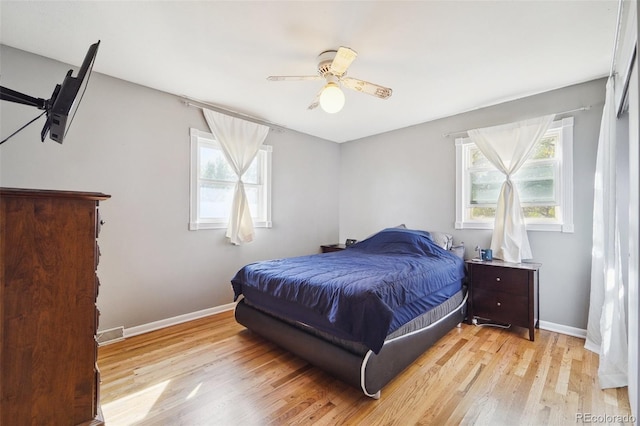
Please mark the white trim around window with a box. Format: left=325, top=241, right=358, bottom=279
left=189, top=128, right=272, bottom=231
left=455, top=117, right=574, bottom=232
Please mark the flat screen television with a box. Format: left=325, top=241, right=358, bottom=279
left=42, top=40, right=100, bottom=143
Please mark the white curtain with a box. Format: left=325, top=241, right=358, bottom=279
left=468, top=115, right=555, bottom=263
left=585, top=77, right=628, bottom=389
left=203, top=108, right=269, bottom=245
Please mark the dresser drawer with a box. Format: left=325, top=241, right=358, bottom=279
left=472, top=265, right=528, bottom=296
left=472, top=288, right=529, bottom=328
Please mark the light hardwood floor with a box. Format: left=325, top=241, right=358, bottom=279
left=98, top=310, right=633, bottom=425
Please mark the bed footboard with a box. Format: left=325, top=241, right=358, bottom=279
left=234, top=295, right=467, bottom=398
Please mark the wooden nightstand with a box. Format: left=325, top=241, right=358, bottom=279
left=466, top=259, right=541, bottom=341
left=320, top=244, right=346, bottom=253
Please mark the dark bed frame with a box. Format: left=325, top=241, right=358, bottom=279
left=234, top=293, right=467, bottom=399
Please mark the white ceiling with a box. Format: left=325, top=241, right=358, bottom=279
left=0, top=1, right=618, bottom=143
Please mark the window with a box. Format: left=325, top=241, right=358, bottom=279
left=455, top=117, right=574, bottom=232
left=189, top=128, right=272, bottom=230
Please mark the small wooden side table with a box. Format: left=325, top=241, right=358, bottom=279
left=320, top=244, right=346, bottom=253
left=466, top=259, right=541, bottom=341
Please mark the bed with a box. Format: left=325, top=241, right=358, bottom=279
left=231, top=227, right=467, bottom=398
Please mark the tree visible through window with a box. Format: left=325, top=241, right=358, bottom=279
left=455, top=118, right=574, bottom=232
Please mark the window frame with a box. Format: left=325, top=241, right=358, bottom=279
left=189, top=128, right=272, bottom=231
left=455, top=117, right=574, bottom=232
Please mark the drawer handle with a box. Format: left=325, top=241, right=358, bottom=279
left=497, top=302, right=501, bottom=307
left=496, top=277, right=501, bottom=282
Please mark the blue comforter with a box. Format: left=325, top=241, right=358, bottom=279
left=231, top=228, right=465, bottom=353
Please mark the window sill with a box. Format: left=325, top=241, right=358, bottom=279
left=189, top=221, right=273, bottom=231
left=455, top=221, right=574, bottom=233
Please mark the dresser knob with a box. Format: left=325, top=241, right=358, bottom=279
left=496, top=277, right=501, bottom=282
left=497, top=302, right=501, bottom=307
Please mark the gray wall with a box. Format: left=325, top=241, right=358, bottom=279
left=339, top=79, right=606, bottom=330
left=1, top=45, right=607, bottom=332
left=0, top=45, right=341, bottom=330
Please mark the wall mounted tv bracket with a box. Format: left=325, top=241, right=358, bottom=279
left=0, top=85, right=54, bottom=144
left=0, top=40, right=100, bottom=145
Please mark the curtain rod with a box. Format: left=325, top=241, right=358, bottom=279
left=442, top=105, right=592, bottom=138
left=181, top=96, right=286, bottom=133
left=609, top=0, right=624, bottom=79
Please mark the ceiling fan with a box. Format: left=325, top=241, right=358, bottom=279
left=267, top=46, right=392, bottom=113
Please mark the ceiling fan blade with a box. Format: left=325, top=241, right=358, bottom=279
left=267, top=75, right=323, bottom=81
left=308, top=88, right=322, bottom=110
left=341, top=77, right=392, bottom=99
left=329, top=47, right=357, bottom=76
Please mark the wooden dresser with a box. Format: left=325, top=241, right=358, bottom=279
left=0, top=188, right=110, bottom=425
left=466, top=259, right=541, bottom=341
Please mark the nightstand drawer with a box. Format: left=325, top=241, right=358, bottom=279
left=472, top=288, right=529, bottom=328
left=472, top=265, right=528, bottom=296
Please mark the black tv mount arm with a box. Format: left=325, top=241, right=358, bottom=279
left=0, top=86, right=58, bottom=145
left=0, top=86, right=52, bottom=110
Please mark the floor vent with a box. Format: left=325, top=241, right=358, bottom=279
left=97, top=326, right=125, bottom=346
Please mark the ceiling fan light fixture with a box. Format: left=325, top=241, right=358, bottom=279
left=267, top=46, right=391, bottom=112
left=319, top=82, right=345, bottom=114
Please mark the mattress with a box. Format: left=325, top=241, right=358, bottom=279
left=232, top=228, right=466, bottom=353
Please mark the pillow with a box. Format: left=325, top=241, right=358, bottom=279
left=428, top=231, right=453, bottom=250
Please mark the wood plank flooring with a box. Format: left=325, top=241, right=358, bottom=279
left=98, top=310, right=633, bottom=425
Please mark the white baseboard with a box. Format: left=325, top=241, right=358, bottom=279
left=122, top=302, right=236, bottom=340
left=539, top=320, right=587, bottom=339
left=101, top=306, right=586, bottom=344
